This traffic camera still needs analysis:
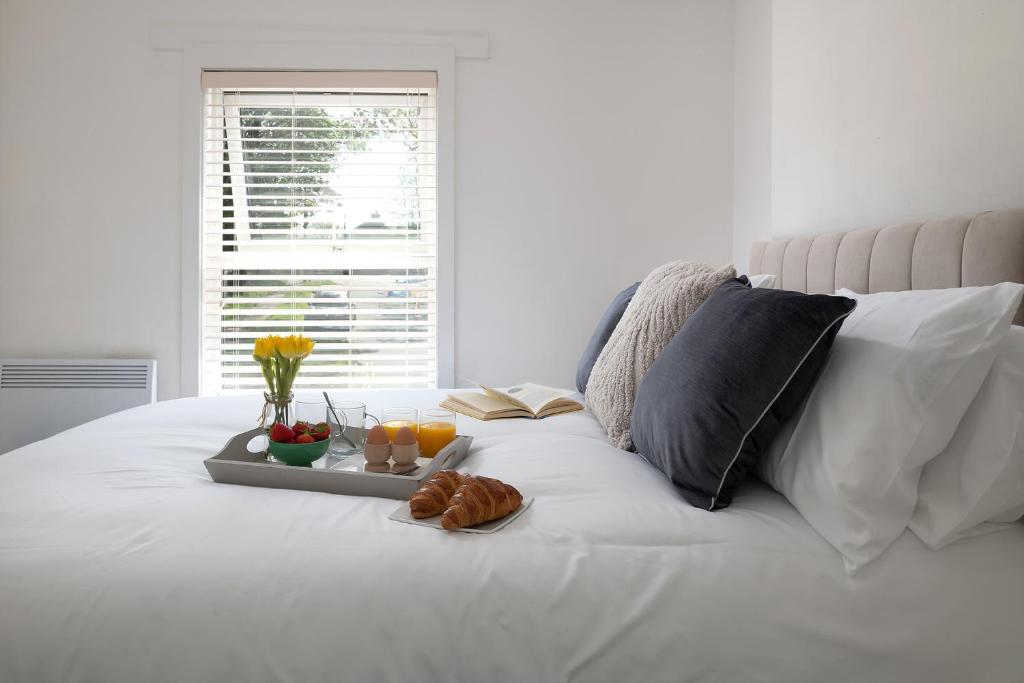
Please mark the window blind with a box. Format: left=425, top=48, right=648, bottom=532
left=201, top=71, right=438, bottom=395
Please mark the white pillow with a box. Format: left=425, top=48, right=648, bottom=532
left=760, top=283, right=1024, bottom=572
left=746, top=273, right=777, bottom=288
left=909, top=325, right=1024, bottom=548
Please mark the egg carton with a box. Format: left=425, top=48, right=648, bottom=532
left=204, top=428, right=473, bottom=500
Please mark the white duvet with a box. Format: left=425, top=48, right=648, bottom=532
left=1, top=391, right=1022, bottom=683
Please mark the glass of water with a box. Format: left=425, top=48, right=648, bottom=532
left=294, top=398, right=330, bottom=429
left=326, top=398, right=379, bottom=456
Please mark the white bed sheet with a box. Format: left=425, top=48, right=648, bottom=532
left=1, top=390, right=1021, bottom=683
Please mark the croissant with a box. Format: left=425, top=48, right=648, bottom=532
left=441, top=475, right=523, bottom=530
left=409, top=470, right=467, bottom=519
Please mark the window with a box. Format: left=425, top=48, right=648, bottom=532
left=201, top=71, right=438, bottom=395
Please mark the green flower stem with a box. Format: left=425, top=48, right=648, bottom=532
left=258, top=358, right=276, bottom=395
left=256, top=351, right=309, bottom=426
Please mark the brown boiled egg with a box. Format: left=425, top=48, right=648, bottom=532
left=366, top=425, right=389, bottom=445
left=393, top=426, right=417, bottom=446
left=390, top=426, right=419, bottom=467
left=363, top=425, right=391, bottom=466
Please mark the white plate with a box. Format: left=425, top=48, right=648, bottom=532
left=388, top=496, right=534, bottom=534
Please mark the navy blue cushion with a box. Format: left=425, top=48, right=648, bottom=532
left=576, top=282, right=640, bottom=393
left=631, top=277, right=856, bottom=510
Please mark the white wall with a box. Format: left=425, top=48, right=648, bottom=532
left=771, top=0, right=1024, bottom=236
left=0, top=0, right=736, bottom=399
left=732, top=0, right=772, bottom=268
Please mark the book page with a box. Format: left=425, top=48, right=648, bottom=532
left=446, top=390, right=520, bottom=413
left=479, top=382, right=578, bottom=416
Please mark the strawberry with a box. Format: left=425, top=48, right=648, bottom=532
left=313, top=425, right=331, bottom=441
left=292, top=421, right=311, bottom=434
left=270, top=422, right=295, bottom=443
left=295, top=433, right=315, bottom=444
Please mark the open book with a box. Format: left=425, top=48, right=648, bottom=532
left=441, top=383, right=583, bottom=420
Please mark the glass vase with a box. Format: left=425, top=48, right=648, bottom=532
left=261, top=391, right=294, bottom=429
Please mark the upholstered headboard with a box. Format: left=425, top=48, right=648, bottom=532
left=748, top=208, right=1024, bottom=324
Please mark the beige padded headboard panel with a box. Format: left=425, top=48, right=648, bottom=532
left=749, top=208, right=1024, bottom=324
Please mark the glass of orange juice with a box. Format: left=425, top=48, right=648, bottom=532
left=381, top=407, right=418, bottom=442
left=418, top=408, right=456, bottom=458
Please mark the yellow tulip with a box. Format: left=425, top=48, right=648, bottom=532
left=251, top=335, right=314, bottom=411
left=260, top=335, right=279, bottom=358
left=276, top=335, right=299, bottom=359
left=295, top=335, right=315, bottom=358
left=277, top=334, right=314, bottom=359
left=252, top=336, right=275, bottom=360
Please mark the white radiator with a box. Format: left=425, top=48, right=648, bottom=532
left=0, top=359, right=157, bottom=455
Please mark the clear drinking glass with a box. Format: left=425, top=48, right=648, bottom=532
left=325, top=398, right=379, bottom=456
left=418, top=408, right=456, bottom=458
left=294, top=398, right=330, bottom=430
left=381, top=407, right=418, bottom=442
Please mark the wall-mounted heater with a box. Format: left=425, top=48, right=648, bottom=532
left=0, top=359, right=157, bottom=455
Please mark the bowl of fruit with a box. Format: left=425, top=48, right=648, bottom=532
left=267, top=421, right=332, bottom=466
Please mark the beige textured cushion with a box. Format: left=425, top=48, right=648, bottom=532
left=585, top=261, right=736, bottom=450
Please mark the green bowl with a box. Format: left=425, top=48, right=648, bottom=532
left=268, top=437, right=331, bottom=467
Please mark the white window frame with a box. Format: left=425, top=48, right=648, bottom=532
left=178, top=41, right=456, bottom=396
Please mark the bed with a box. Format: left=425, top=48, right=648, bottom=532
left=2, top=209, right=1023, bottom=683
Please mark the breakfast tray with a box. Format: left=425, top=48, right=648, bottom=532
left=205, top=428, right=473, bottom=500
